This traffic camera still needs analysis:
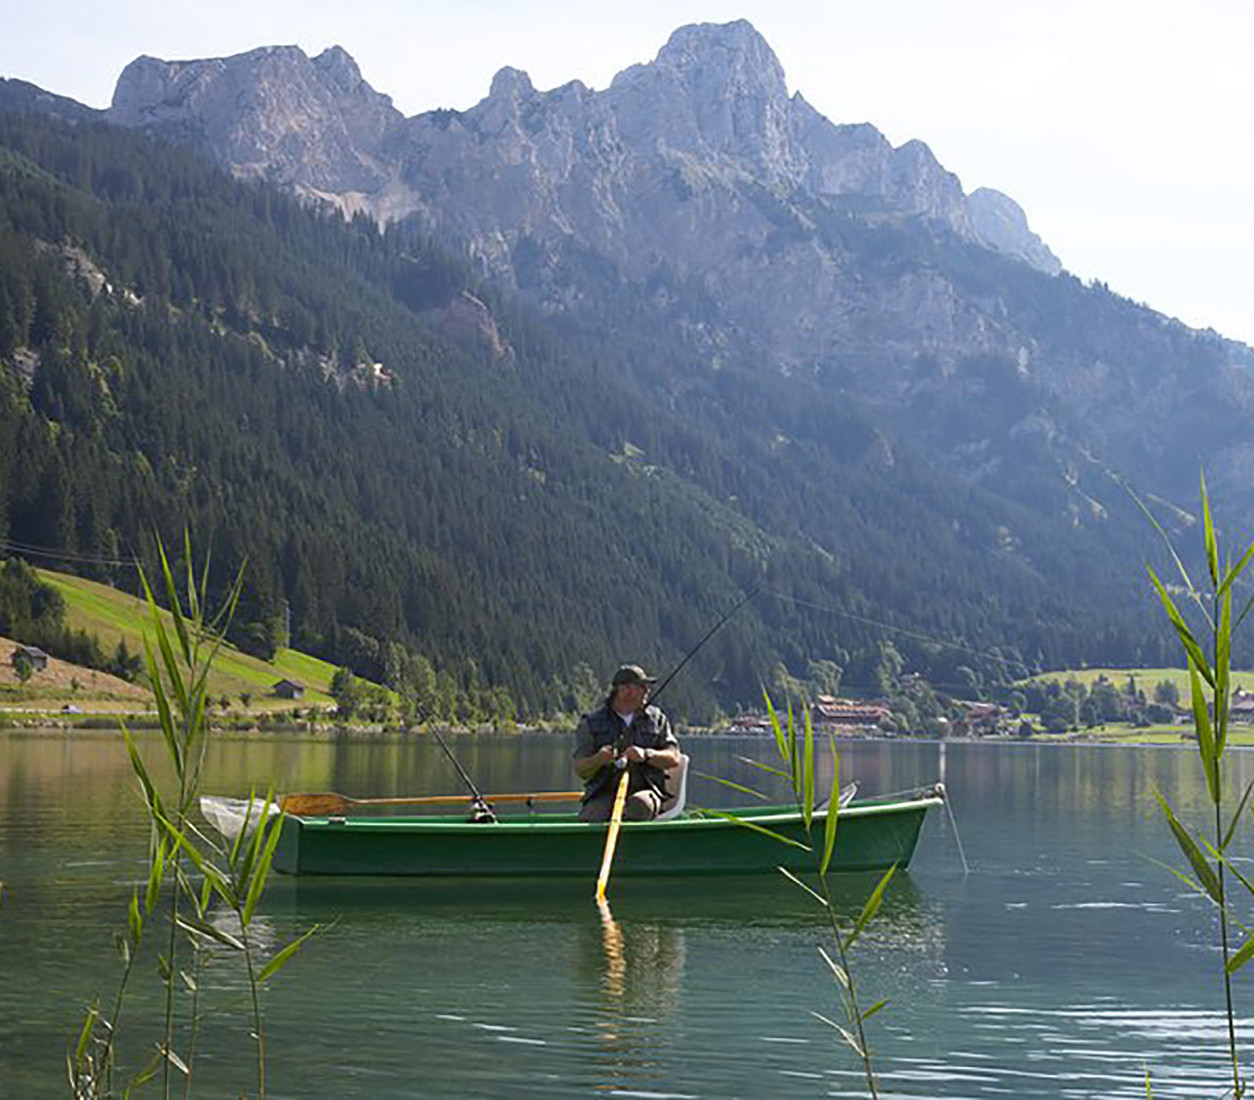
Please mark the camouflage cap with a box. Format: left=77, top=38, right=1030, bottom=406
left=611, top=664, right=658, bottom=689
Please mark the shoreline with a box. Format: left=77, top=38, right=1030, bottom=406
left=0, top=719, right=1213, bottom=749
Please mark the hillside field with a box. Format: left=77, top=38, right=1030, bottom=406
left=1026, top=666, right=1254, bottom=695
left=35, top=568, right=338, bottom=707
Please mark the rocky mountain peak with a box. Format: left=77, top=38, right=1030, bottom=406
left=102, top=22, right=1064, bottom=284
left=108, top=44, right=400, bottom=196
left=488, top=66, right=535, bottom=101
left=607, top=19, right=798, bottom=179
left=968, top=188, right=1062, bottom=275
left=312, top=45, right=369, bottom=93
left=646, top=19, right=789, bottom=105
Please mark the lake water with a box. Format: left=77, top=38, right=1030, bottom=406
left=1, top=730, right=1250, bottom=1098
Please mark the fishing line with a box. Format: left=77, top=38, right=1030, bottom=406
left=650, top=586, right=761, bottom=703
left=762, top=589, right=1029, bottom=673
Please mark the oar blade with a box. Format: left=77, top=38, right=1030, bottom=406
left=280, top=792, right=349, bottom=817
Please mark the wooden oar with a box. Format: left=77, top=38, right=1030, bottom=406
left=594, top=766, right=632, bottom=901
left=280, top=789, right=582, bottom=817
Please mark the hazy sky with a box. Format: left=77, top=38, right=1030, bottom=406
left=2, top=0, right=1251, bottom=345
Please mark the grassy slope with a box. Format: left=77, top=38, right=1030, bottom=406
left=38, top=569, right=337, bottom=706
left=1027, top=667, right=1254, bottom=694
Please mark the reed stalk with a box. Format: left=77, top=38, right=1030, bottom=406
left=708, top=691, right=895, bottom=1097
left=67, top=535, right=318, bottom=1099
left=1142, top=473, right=1254, bottom=1099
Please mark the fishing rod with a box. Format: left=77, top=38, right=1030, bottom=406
left=434, top=586, right=761, bottom=825
left=649, top=586, right=761, bottom=704
left=429, top=726, right=497, bottom=823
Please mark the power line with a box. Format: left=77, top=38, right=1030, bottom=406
left=0, top=537, right=136, bottom=568
left=0, top=537, right=273, bottom=614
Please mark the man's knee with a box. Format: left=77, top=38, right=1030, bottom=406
left=579, top=795, right=612, bottom=822
left=579, top=790, right=660, bottom=822
left=624, top=790, right=662, bottom=821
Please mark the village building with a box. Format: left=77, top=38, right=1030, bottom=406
left=1231, top=689, right=1254, bottom=723
left=813, top=695, right=893, bottom=731
left=272, top=679, right=305, bottom=700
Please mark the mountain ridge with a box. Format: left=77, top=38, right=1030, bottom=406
left=104, top=21, right=1060, bottom=275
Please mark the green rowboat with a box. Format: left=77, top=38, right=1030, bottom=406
left=257, top=790, right=941, bottom=877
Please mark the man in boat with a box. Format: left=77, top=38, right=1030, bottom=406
left=572, top=664, right=682, bottom=822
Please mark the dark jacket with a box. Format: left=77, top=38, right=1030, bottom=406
left=572, top=700, right=678, bottom=802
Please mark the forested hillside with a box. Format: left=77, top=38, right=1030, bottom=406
left=0, top=108, right=1182, bottom=719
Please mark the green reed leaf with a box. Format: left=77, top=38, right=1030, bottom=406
left=128, top=888, right=143, bottom=946
left=1149, top=569, right=1215, bottom=688
left=257, top=922, right=322, bottom=984
left=1202, top=473, right=1219, bottom=587
left=175, top=913, right=244, bottom=953
left=861, top=998, right=890, bottom=1021
left=244, top=809, right=287, bottom=925
left=1155, top=792, right=1222, bottom=903
left=74, top=1001, right=99, bottom=1064
left=821, top=740, right=840, bottom=876
left=696, top=772, right=770, bottom=801
left=129, top=1050, right=164, bottom=1090
left=802, top=705, right=815, bottom=831
left=144, top=835, right=165, bottom=915
left=1222, top=779, right=1254, bottom=852
left=786, top=697, right=800, bottom=804
left=695, top=808, right=811, bottom=851
left=733, top=755, right=793, bottom=784
left=1190, top=663, right=1220, bottom=804
left=844, top=864, right=897, bottom=952
left=156, top=537, right=193, bottom=671
left=1218, top=539, right=1254, bottom=599
left=764, top=689, right=787, bottom=765
left=1227, top=934, right=1254, bottom=975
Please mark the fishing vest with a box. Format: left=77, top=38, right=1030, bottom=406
left=579, top=702, right=672, bottom=802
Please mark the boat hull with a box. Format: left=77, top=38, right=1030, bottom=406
left=272, top=796, right=940, bottom=877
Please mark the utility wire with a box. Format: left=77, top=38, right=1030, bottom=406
left=0, top=537, right=136, bottom=568
left=0, top=537, right=274, bottom=614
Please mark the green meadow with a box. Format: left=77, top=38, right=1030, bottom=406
left=37, top=568, right=338, bottom=707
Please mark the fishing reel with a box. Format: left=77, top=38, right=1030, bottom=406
left=468, top=796, right=498, bottom=824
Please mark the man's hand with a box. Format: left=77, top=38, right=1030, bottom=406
left=622, top=744, right=649, bottom=764
left=597, top=744, right=617, bottom=764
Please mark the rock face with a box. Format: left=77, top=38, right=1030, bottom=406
left=968, top=188, right=1062, bottom=275
left=104, top=22, right=1054, bottom=271
left=110, top=45, right=403, bottom=202
left=100, top=20, right=1254, bottom=514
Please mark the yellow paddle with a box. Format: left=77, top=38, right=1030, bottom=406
left=595, top=765, right=632, bottom=901
left=280, top=789, right=581, bottom=817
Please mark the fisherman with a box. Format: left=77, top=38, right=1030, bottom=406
left=572, top=664, right=682, bottom=822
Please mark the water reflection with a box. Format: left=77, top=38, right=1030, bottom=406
left=581, top=898, right=687, bottom=1094
left=11, top=731, right=1254, bottom=1097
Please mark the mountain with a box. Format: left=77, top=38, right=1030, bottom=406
left=102, top=21, right=1254, bottom=521
left=0, top=23, right=1244, bottom=718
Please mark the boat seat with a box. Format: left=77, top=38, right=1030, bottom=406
left=656, top=753, right=690, bottom=821
left=814, top=781, right=859, bottom=813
